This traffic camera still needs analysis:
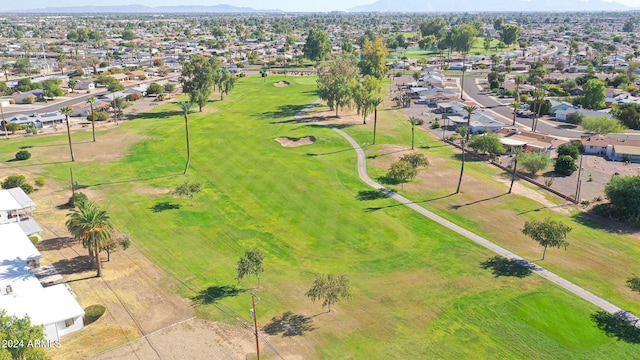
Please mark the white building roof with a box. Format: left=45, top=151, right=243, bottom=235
left=0, top=191, right=22, bottom=212
left=0, top=285, right=84, bottom=326
left=7, top=187, right=35, bottom=209
left=0, top=222, right=41, bottom=262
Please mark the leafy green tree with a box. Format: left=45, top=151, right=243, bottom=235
left=351, top=75, right=380, bottom=124
left=236, top=248, right=265, bottom=289
left=522, top=218, right=572, bottom=260
left=176, top=101, right=194, bottom=175
left=581, top=116, right=625, bottom=134
left=557, top=144, right=580, bottom=160
left=147, top=83, right=163, bottom=95
left=180, top=54, right=220, bottom=112
left=519, top=151, right=552, bottom=175
left=66, top=200, right=114, bottom=277
left=61, top=106, right=75, bottom=162
left=174, top=181, right=202, bottom=205
left=305, top=274, right=351, bottom=313
left=614, top=103, right=640, bottom=129
left=408, top=117, right=424, bottom=150
left=87, top=96, right=97, bottom=142
left=13, top=58, right=31, bottom=74
left=317, top=56, right=358, bottom=117
left=67, top=79, right=77, bottom=93
left=217, top=67, right=236, bottom=100
left=400, top=153, right=429, bottom=169
left=419, top=18, right=448, bottom=37
left=359, top=36, right=388, bottom=80
left=554, top=155, right=578, bottom=176
left=500, top=24, right=521, bottom=46
left=121, top=29, right=135, bottom=41
left=0, top=310, right=49, bottom=360
left=1, top=174, right=33, bottom=194
left=15, top=150, right=31, bottom=160
left=386, top=160, right=418, bottom=189
left=418, top=35, right=436, bottom=50
left=582, top=79, right=606, bottom=109
left=108, top=82, right=124, bottom=93
left=455, top=126, right=469, bottom=194
left=6, top=123, right=23, bottom=134
left=303, top=29, right=331, bottom=62
left=42, top=79, right=64, bottom=100
left=494, top=17, right=505, bottom=31
left=623, top=20, right=635, bottom=33
left=468, top=132, right=506, bottom=155
left=603, top=175, right=640, bottom=224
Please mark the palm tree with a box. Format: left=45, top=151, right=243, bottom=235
left=508, top=149, right=522, bottom=194
left=514, top=74, right=525, bottom=102
left=511, top=101, right=521, bottom=126
left=87, top=96, right=97, bottom=142
left=61, top=106, right=75, bottom=162
left=57, top=54, right=66, bottom=75
left=408, top=117, right=424, bottom=150
left=371, top=97, right=382, bottom=144
left=1, top=64, right=9, bottom=82
left=455, top=126, right=468, bottom=194
left=462, top=105, right=477, bottom=141
left=177, top=101, right=195, bottom=175
left=65, top=200, right=114, bottom=277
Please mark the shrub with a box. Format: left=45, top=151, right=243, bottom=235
left=67, top=192, right=89, bottom=207
left=29, top=236, right=39, bottom=246
left=6, top=123, right=23, bottom=134
left=147, top=83, right=163, bottom=95
left=137, top=74, right=147, bottom=80
left=22, top=95, right=35, bottom=104
left=15, top=150, right=31, bottom=161
left=126, top=93, right=139, bottom=101
left=34, top=177, right=45, bottom=188
left=88, top=111, right=110, bottom=121
left=1, top=174, right=33, bottom=194
left=164, top=83, right=176, bottom=92
left=519, top=152, right=553, bottom=175
left=566, top=112, right=584, bottom=125
left=554, top=155, right=578, bottom=176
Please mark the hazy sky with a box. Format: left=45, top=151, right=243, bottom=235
left=5, top=0, right=640, bottom=12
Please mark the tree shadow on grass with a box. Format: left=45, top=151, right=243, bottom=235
left=571, top=212, right=636, bottom=235
left=364, top=193, right=454, bottom=212
left=591, top=310, right=640, bottom=343
left=39, top=237, right=74, bottom=252
left=150, top=201, right=181, bottom=213
left=480, top=256, right=532, bottom=278
left=377, top=175, right=400, bottom=186
left=264, top=104, right=308, bottom=119
left=263, top=311, right=315, bottom=337
left=129, top=110, right=179, bottom=120
left=448, top=193, right=506, bottom=210
left=191, top=285, right=246, bottom=305
left=356, top=190, right=389, bottom=201
left=52, top=256, right=95, bottom=275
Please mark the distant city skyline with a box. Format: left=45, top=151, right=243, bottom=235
left=4, top=0, right=640, bottom=12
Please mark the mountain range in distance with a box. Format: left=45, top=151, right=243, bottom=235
left=349, top=0, right=635, bottom=12
left=9, top=0, right=638, bottom=14
left=10, top=4, right=283, bottom=14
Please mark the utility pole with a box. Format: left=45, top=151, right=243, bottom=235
left=251, top=293, right=260, bottom=360
left=574, top=155, right=584, bottom=202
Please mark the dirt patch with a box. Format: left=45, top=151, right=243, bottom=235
left=274, top=81, right=290, bottom=88
left=275, top=136, right=316, bottom=147
left=586, top=156, right=640, bottom=177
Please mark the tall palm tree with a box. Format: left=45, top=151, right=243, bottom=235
left=408, top=117, right=424, bottom=150
left=508, top=149, right=522, bottom=194
left=455, top=126, right=468, bottom=194
left=177, top=101, right=195, bottom=175
left=371, top=97, right=382, bottom=144
left=87, top=96, right=97, bottom=142
left=65, top=200, right=113, bottom=277
left=511, top=101, right=521, bottom=126
left=61, top=106, right=75, bottom=162
left=57, top=54, right=66, bottom=75
left=462, top=105, right=477, bottom=141
left=0, top=64, right=9, bottom=82
left=514, top=74, right=525, bottom=102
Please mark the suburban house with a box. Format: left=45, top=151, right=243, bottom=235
left=126, top=70, right=147, bottom=80
left=71, top=99, right=111, bottom=117
left=111, top=73, right=130, bottom=82
left=438, top=101, right=504, bottom=134
left=555, top=107, right=612, bottom=121
left=498, top=128, right=560, bottom=154
left=581, top=134, right=640, bottom=163
left=549, top=100, right=574, bottom=115
left=0, top=190, right=84, bottom=342
left=419, top=72, right=445, bottom=87
left=12, top=89, right=44, bottom=104
left=6, top=112, right=66, bottom=129
left=74, top=79, right=95, bottom=92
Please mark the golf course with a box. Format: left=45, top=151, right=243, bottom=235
left=2, top=75, right=640, bottom=359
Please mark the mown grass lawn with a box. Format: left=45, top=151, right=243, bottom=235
left=1, top=75, right=639, bottom=358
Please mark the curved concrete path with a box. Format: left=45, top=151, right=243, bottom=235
left=295, top=101, right=640, bottom=326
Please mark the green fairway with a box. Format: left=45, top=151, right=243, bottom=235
left=1, top=75, right=639, bottom=358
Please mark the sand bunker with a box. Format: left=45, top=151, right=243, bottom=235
left=274, top=81, right=290, bottom=87
left=275, top=136, right=316, bottom=147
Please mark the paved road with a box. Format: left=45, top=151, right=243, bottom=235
left=295, top=100, right=640, bottom=327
